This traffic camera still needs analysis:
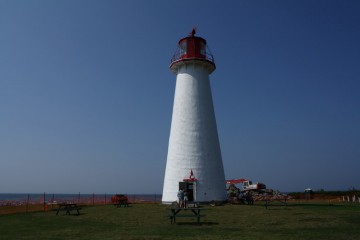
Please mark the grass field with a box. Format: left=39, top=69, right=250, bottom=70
left=0, top=201, right=359, bottom=240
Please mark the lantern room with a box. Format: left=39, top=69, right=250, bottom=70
left=170, top=28, right=215, bottom=74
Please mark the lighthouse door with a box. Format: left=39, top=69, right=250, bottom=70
left=178, top=182, right=194, bottom=201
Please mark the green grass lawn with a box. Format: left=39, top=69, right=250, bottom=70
left=0, top=202, right=359, bottom=240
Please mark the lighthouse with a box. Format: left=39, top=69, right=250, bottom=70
left=162, top=29, right=226, bottom=204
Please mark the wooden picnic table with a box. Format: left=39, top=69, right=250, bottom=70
left=168, top=207, right=206, bottom=224
left=114, top=199, right=129, bottom=208
left=264, top=197, right=288, bottom=209
left=56, top=203, right=81, bottom=215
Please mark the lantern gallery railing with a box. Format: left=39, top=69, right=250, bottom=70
left=170, top=45, right=215, bottom=65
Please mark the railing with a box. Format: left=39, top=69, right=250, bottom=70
left=170, top=46, right=215, bottom=65
left=1, top=193, right=163, bottom=205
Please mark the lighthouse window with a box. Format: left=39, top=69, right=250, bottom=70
left=179, top=41, right=187, bottom=56
left=200, top=42, right=206, bottom=56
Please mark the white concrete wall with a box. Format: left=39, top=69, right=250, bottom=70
left=162, top=62, right=226, bottom=203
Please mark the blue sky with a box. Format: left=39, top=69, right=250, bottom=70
left=1, top=0, right=359, bottom=194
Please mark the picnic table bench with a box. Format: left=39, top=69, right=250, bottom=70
left=114, top=199, right=129, bottom=208
left=168, top=207, right=206, bottom=224
left=255, top=196, right=289, bottom=209
left=264, top=198, right=288, bottom=209
left=56, top=203, right=81, bottom=215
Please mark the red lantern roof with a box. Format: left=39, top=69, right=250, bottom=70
left=170, top=28, right=215, bottom=73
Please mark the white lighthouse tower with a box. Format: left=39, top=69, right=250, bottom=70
left=162, top=29, right=226, bottom=204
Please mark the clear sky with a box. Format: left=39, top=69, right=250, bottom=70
left=1, top=0, right=359, bottom=194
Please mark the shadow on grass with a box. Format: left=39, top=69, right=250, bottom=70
left=288, top=203, right=345, bottom=207
left=175, top=221, right=219, bottom=226
left=249, top=202, right=346, bottom=210
left=55, top=213, right=87, bottom=216
left=114, top=205, right=134, bottom=208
